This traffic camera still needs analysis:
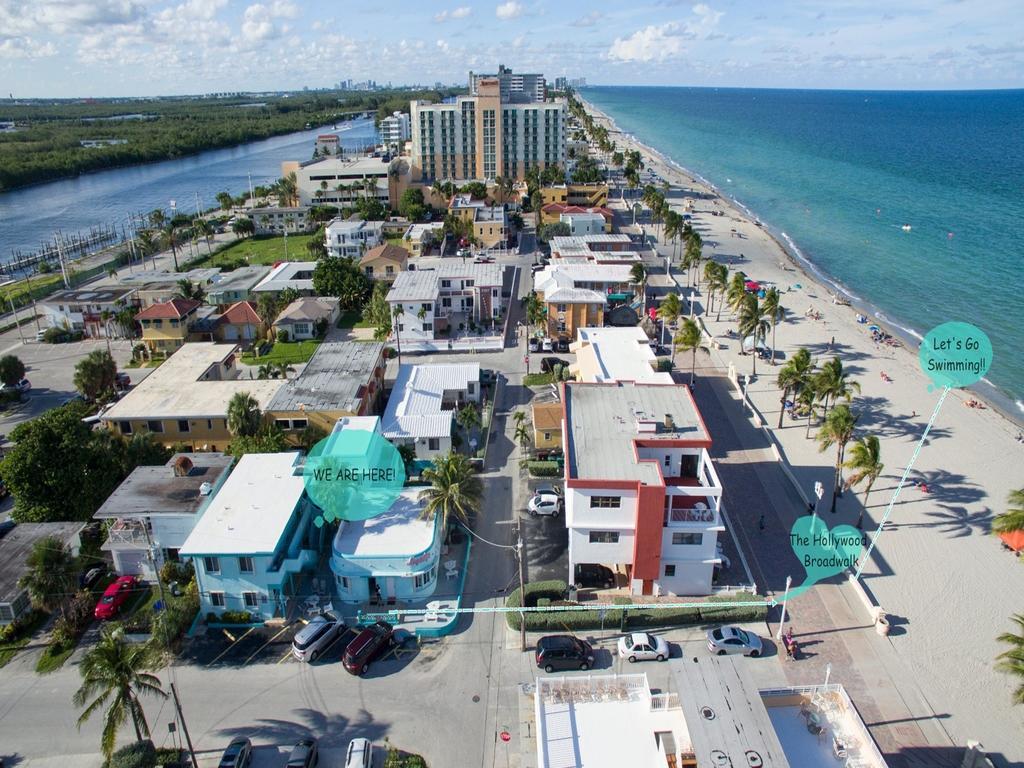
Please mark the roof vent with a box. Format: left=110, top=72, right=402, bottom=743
left=173, top=455, right=194, bottom=477
left=664, top=413, right=675, bottom=431
left=199, top=482, right=213, bottom=496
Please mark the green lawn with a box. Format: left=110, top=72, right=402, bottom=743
left=2, top=272, right=65, bottom=311
left=523, top=372, right=556, bottom=386
left=336, top=311, right=360, bottom=329
left=190, top=233, right=318, bottom=269
left=0, top=611, right=48, bottom=668
left=35, top=642, right=75, bottom=675
left=241, top=339, right=321, bottom=366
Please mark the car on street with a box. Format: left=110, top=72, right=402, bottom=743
left=94, top=574, right=141, bottom=620
left=541, top=338, right=554, bottom=352
left=480, top=369, right=497, bottom=385
left=573, top=563, right=616, bottom=589
left=342, top=620, right=395, bottom=675
left=536, top=635, right=595, bottom=673
left=286, top=739, right=318, bottom=768
left=617, top=632, right=670, bottom=663
left=539, top=356, right=568, bottom=373
left=343, top=738, right=373, bottom=768
left=527, top=491, right=563, bottom=517
left=474, top=256, right=494, bottom=264
left=292, top=611, right=346, bottom=662
left=556, top=336, right=570, bottom=353
left=219, top=738, right=253, bottom=768
left=528, top=337, right=542, bottom=353
left=706, top=625, right=763, bottom=657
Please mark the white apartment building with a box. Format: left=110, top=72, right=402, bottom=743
left=570, top=327, right=671, bottom=384
left=324, top=218, right=384, bottom=258
left=469, top=65, right=546, bottom=103
left=285, top=155, right=397, bottom=208
left=563, top=382, right=724, bottom=597
left=250, top=206, right=312, bottom=235
left=410, top=76, right=565, bottom=182
left=40, top=287, right=138, bottom=338
left=560, top=212, right=606, bottom=236
left=381, top=363, right=481, bottom=458
left=379, top=111, right=410, bottom=151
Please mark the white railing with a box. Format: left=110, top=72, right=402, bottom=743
left=106, top=519, right=149, bottom=547
left=649, top=692, right=680, bottom=711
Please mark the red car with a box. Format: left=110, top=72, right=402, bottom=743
left=94, top=575, right=140, bottom=620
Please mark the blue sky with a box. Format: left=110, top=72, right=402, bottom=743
left=1, top=0, right=1021, bottom=97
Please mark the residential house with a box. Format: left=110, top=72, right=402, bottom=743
left=360, top=243, right=409, bottom=282
left=549, top=234, right=641, bottom=265
left=180, top=452, right=320, bottom=620
left=206, top=266, right=271, bottom=307
left=381, top=363, right=480, bottom=459
left=403, top=223, right=442, bottom=257
left=563, top=382, right=724, bottom=597
left=540, top=204, right=613, bottom=233
left=216, top=301, right=265, bottom=347
left=273, top=297, right=339, bottom=341
left=0, top=523, right=84, bottom=626
left=570, top=327, right=671, bottom=384
left=93, top=453, right=233, bottom=579
left=325, top=218, right=384, bottom=259
left=250, top=206, right=312, bottom=235
left=135, top=298, right=201, bottom=355
left=540, top=183, right=608, bottom=208
left=386, top=263, right=506, bottom=348
left=531, top=401, right=562, bottom=451
left=39, top=287, right=137, bottom=338
left=251, top=261, right=316, bottom=297
left=101, top=343, right=283, bottom=450
left=533, top=264, right=635, bottom=337
left=449, top=194, right=508, bottom=249
left=267, top=341, right=386, bottom=437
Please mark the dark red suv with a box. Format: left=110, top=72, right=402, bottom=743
left=342, top=621, right=394, bottom=675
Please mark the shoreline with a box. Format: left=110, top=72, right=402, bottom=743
left=580, top=96, right=1024, bottom=428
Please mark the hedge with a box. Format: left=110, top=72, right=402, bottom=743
left=526, top=460, right=561, bottom=477
left=109, top=740, right=156, bottom=768
left=505, top=585, right=765, bottom=631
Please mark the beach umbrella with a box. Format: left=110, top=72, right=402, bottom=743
left=745, top=280, right=760, bottom=292
left=868, top=324, right=881, bottom=332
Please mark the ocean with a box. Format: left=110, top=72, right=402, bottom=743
left=582, top=86, right=1024, bottom=415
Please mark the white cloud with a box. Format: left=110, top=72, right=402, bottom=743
left=0, top=35, right=57, bottom=59
left=608, top=22, right=687, bottom=62
left=241, top=1, right=296, bottom=42
left=436, top=6, right=472, bottom=21
left=690, top=3, right=723, bottom=36
left=571, top=11, right=602, bottom=28
left=495, top=1, right=523, bottom=20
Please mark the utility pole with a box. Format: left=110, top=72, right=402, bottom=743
left=516, top=528, right=527, bottom=652
left=170, top=683, right=198, bottom=768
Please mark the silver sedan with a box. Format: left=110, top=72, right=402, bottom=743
left=706, top=625, right=763, bottom=657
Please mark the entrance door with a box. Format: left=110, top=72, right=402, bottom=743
left=368, top=577, right=380, bottom=603
left=384, top=577, right=396, bottom=603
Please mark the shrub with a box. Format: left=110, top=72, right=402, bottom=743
left=155, top=748, right=183, bottom=768
left=159, top=561, right=194, bottom=587
left=526, top=460, right=561, bottom=477
left=277, top=329, right=290, bottom=343
left=536, top=597, right=551, bottom=607
left=52, top=589, right=99, bottom=646
left=217, top=610, right=254, bottom=625
left=657, top=359, right=673, bottom=372
left=109, top=739, right=157, bottom=768
left=42, top=326, right=69, bottom=344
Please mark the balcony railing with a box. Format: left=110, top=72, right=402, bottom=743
left=105, top=518, right=150, bottom=547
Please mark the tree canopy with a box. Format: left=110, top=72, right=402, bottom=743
left=312, top=254, right=371, bottom=312
left=73, top=350, right=118, bottom=402
left=0, top=354, right=26, bottom=387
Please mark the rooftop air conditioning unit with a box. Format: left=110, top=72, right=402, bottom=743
left=199, top=482, right=213, bottom=496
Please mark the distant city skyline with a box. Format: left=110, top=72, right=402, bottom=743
left=1, top=0, right=1021, bottom=98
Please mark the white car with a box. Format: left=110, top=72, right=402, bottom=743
left=291, top=611, right=345, bottom=662
left=617, top=632, right=670, bottom=663
left=343, top=738, right=373, bottom=768
left=706, top=625, right=763, bottom=657
left=527, top=491, right=562, bottom=517
left=541, top=338, right=554, bottom=352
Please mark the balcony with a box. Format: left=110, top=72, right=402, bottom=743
left=104, top=518, right=150, bottom=548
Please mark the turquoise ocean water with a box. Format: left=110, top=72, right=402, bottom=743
left=583, top=86, right=1024, bottom=416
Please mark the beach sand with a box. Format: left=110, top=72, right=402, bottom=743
left=580, top=98, right=1024, bottom=762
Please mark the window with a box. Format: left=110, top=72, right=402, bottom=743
left=557, top=304, right=567, bottom=312
left=414, top=567, right=436, bottom=589
left=337, top=575, right=350, bottom=590
left=442, top=297, right=452, bottom=308
left=441, top=279, right=451, bottom=288
left=242, top=592, right=259, bottom=608
left=397, top=323, right=404, bottom=331
left=207, top=419, right=214, bottom=430
left=292, top=419, right=307, bottom=429
left=275, top=419, right=291, bottom=429
left=203, top=556, right=220, bottom=574
left=664, top=455, right=671, bottom=468
left=590, top=496, right=621, bottom=509
left=672, top=532, right=702, bottom=546
left=146, top=420, right=164, bottom=433
left=238, top=557, right=254, bottom=574
left=364, top=266, right=374, bottom=276
left=423, top=322, right=433, bottom=331
left=177, top=420, right=190, bottom=433
left=119, top=421, right=132, bottom=435
left=428, top=438, right=440, bottom=451
left=543, top=431, right=551, bottom=441
left=664, top=564, right=676, bottom=577
left=464, top=279, right=474, bottom=287
left=210, top=591, right=225, bottom=607
left=589, top=531, right=620, bottom=544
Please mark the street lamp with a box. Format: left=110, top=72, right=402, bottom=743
left=813, top=481, right=824, bottom=521
left=776, top=575, right=792, bottom=640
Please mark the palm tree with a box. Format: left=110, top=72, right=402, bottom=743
left=227, top=391, right=262, bottom=437
left=996, top=614, right=1024, bottom=705
left=162, top=224, right=180, bottom=271
left=686, top=231, right=704, bottom=289
left=275, top=361, right=296, bottom=380
left=711, top=263, right=729, bottom=321
left=657, top=292, right=681, bottom=327
left=726, top=272, right=748, bottom=317
left=418, top=452, right=483, bottom=531
left=674, top=317, right=702, bottom=386
left=392, top=304, right=405, bottom=365
left=176, top=279, right=204, bottom=302
left=702, top=262, right=720, bottom=315
left=18, top=536, right=75, bottom=614
left=522, top=292, right=546, bottom=336
left=148, top=209, right=166, bottom=230
left=194, top=218, right=214, bottom=256
left=844, top=435, right=883, bottom=528
left=798, top=383, right=820, bottom=439
left=73, top=628, right=167, bottom=759
left=776, top=348, right=814, bottom=428
left=493, top=175, right=514, bottom=205
left=630, top=263, right=647, bottom=315
left=815, top=357, right=861, bottom=415
left=277, top=172, right=297, bottom=207
left=737, top=294, right=769, bottom=377
left=256, top=363, right=278, bottom=380
left=761, top=287, right=785, bottom=365
left=993, top=488, right=1024, bottom=535
left=514, top=420, right=531, bottom=448
left=817, top=404, right=858, bottom=513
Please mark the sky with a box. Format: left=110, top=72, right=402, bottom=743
left=1, top=0, right=1022, bottom=98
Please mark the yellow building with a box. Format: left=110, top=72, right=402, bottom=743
left=360, top=243, right=409, bottom=282
left=533, top=263, right=634, bottom=337
left=101, top=343, right=283, bottom=451
left=532, top=402, right=563, bottom=450
left=540, top=183, right=609, bottom=208
left=136, top=298, right=201, bottom=356
left=449, top=194, right=508, bottom=248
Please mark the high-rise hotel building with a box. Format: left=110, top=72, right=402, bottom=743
left=409, top=78, right=566, bottom=182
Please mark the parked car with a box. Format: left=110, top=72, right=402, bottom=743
left=219, top=738, right=253, bottom=768
left=706, top=625, right=763, bottom=657
left=556, top=336, right=570, bottom=353
left=79, top=566, right=110, bottom=590
left=286, top=739, right=318, bottom=768
left=474, top=256, right=494, bottom=264
left=480, top=369, right=498, bottom=385
left=528, top=337, right=542, bottom=353
left=533, top=485, right=563, bottom=498
left=1, top=378, right=30, bottom=394
left=115, top=372, right=131, bottom=390
left=34, top=329, right=48, bottom=342
left=343, top=738, right=373, bottom=768
left=617, top=632, right=670, bottom=663
left=573, top=563, right=616, bottom=589
left=540, top=356, right=569, bottom=373
left=292, top=611, right=345, bottom=662
left=527, top=491, right=563, bottom=517
left=0, top=519, right=15, bottom=539
left=536, top=635, right=595, bottom=673
left=533, top=448, right=564, bottom=462
left=94, top=574, right=141, bottom=620
left=541, top=338, right=554, bottom=353
left=342, top=621, right=395, bottom=675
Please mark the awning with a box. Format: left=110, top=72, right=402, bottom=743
left=606, top=293, right=631, bottom=301
left=999, top=531, right=1024, bottom=553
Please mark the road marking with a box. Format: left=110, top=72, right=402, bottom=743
left=205, top=626, right=256, bottom=666
left=277, top=649, right=295, bottom=665
left=242, top=623, right=294, bottom=666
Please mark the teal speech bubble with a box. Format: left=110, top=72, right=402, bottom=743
left=787, top=516, right=863, bottom=598
left=303, top=428, right=406, bottom=527
left=919, top=321, right=992, bottom=390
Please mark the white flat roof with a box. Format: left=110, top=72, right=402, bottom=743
left=382, top=363, right=479, bottom=440
left=252, top=261, right=316, bottom=293
left=573, top=327, right=671, bottom=384
left=332, top=489, right=437, bottom=559
left=180, top=452, right=306, bottom=556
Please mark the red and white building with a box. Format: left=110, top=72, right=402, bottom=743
left=562, top=381, right=724, bottom=596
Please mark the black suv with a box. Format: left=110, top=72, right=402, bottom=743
left=574, top=563, right=616, bottom=589
left=555, top=336, right=570, bottom=353
left=342, top=621, right=394, bottom=675
left=536, top=635, right=595, bottom=673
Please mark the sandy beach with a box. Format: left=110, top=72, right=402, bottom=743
left=579, top=97, right=1024, bottom=763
